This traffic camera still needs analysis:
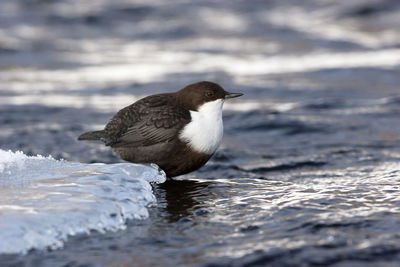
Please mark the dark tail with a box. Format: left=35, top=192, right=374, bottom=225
left=78, top=130, right=106, bottom=141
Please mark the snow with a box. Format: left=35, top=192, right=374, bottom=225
left=0, top=149, right=166, bottom=254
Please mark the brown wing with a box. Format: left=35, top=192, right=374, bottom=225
left=114, top=105, right=191, bottom=147
left=103, top=94, right=190, bottom=146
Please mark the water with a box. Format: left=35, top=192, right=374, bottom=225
left=1, top=0, right=400, bottom=266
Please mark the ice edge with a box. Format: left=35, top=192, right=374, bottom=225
left=0, top=150, right=166, bottom=254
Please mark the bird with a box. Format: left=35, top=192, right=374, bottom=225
left=78, top=81, right=242, bottom=177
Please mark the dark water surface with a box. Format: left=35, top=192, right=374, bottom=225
left=1, top=0, right=400, bottom=266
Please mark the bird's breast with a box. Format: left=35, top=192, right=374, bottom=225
left=179, top=99, right=224, bottom=155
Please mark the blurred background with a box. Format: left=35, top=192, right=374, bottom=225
left=1, top=0, right=399, bottom=163
left=1, top=0, right=400, bottom=266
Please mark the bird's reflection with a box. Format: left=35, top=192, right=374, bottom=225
left=155, top=179, right=213, bottom=222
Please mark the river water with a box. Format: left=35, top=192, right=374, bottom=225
left=1, top=0, right=400, bottom=266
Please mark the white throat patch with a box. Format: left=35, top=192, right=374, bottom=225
left=179, top=99, right=224, bottom=155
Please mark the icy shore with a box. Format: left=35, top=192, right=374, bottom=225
left=0, top=150, right=166, bottom=254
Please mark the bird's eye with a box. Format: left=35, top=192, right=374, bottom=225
left=205, top=91, right=214, bottom=98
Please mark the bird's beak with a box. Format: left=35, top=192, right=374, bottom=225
left=224, top=92, right=243, bottom=99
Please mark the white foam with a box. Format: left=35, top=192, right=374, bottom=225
left=0, top=150, right=166, bottom=254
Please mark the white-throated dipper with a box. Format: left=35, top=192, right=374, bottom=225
left=78, top=81, right=242, bottom=177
